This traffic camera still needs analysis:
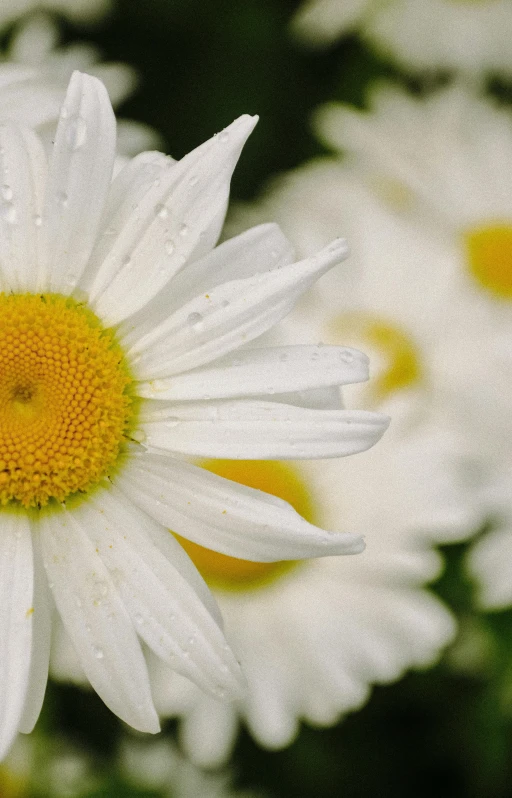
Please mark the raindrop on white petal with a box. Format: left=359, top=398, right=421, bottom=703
left=165, top=239, right=175, bottom=255
left=1, top=185, right=13, bottom=201
left=340, top=350, right=354, bottom=363
left=189, top=174, right=198, bottom=186
left=164, top=417, right=181, bottom=428
left=75, top=596, right=82, bottom=608
left=56, top=191, right=68, bottom=208
left=279, top=352, right=288, bottom=362
left=187, top=311, right=204, bottom=330
left=1, top=204, right=16, bottom=224
left=221, top=300, right=230, bottom=309
left=92, top=646, right=104, bottom=660
left=179, top=223, right=188, bottom=236
left=122, top=255, right=132, bottom=268
left=155, top=203, right=168, bottom=220
left=66, top=116, right=88, bottom=150
left=60, top=106, right=69, bottom=120
left=310, top=351, right=320, bottom=361
left=219, top=131, right=230, bottom=143
left=34, top=214, right=42, bottom=227
left=134, top=613, right=144, bottom=625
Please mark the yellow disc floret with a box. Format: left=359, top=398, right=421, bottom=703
left=0, top=293, right=134, bottom=508
left=175, top=460, right=317, bottom=591
left=327, top=313, right=421, bottom=401
left=465, top=223, right=512, bottom=299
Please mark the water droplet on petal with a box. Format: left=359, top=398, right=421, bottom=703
left=66, top=115, right=88, bottom=150
left=1, top=185, right=13, bottom=201
left=219, top=131, right=230, bottom=143
left=165, top=239, right=175, bottom=255
left=189, top=174, right=198, bottom=186
left=340, top=349, right=354, bottom=363
left=187, top=311, right=204, bottom=330
left=179, top=223, right=188, bottom=236
left=164, top=417, right=181, bottom=428
left=155, top=203, right=169, bottom=220
left=92, top=645, right=104, bottom=660
left=34, top=214, right=42, bottom=227
left=56, top=191, right=68, bottom=208
left=1, top=203, right=16, bottom=224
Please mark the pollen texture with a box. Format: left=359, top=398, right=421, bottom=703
left=465, top=223, right=512, bottom=298
left=0, top=293, right=133, bottom=508
left=175, top=460, right=316, bottom=590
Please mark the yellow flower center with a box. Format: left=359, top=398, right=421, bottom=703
left=326, top=313, right=421, bottom=402
left=0, top=766, right=27, bottom=798
left=0, top=293, right=133, bottom=508
left=175, top=460, right=317, bottom=591
left=465, top=223, right=512, bottom=299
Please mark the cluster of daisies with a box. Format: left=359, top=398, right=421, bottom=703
left=0, top=0, right=511, bottom=794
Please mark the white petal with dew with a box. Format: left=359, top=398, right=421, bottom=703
left=0, top=514, right=34, bottom=760
left=117, top=452, right=365, bottom=560
left=18, top=533, right=52, bottom=734
left=128, top=238, right=350, bottom=379
left=39, top=506, right=159, bottom=733
left=137, top=345, right=368, bottom=401
left=140, top=399, right=389, bottom=460
left=120, top=222, right=294, bottom=349
left=79, top=485, right=244, bottom=699
left=0, top=125, right=47, bottom=292
left=43, top=71, right=116, bottom=294
left=87, top=115, right=258, bottom=325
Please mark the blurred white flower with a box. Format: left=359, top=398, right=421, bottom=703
left=292, top=0, right=512, bottom=78
left=121, top=736, right=263, bottom=798
left=0, top=733, right=99, bottom=797
left=0, top=13, right=160, bottom=157
left=233, top=82, right=512, bottom=610
left=0, top=70, right=389, bottom=762
left=0, top=0, right=111, bottom=31
left=140, top=412, right=475, bottom=766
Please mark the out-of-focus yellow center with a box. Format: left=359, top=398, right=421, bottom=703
left=465, top=224, right=512, bottom=298
left=0, top=766, right=27, bottom=798
left=0, top=293, right=133, bottom=508
left=175, top=460, right=317, bottom=591
left=327, top=313, right=421, bottom=401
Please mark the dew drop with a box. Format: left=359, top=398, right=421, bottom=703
left=340, top=349, right=354, bottom=363
left=189, top=174, right=198, bottom=186
left=34, top=214, right=42, bottom=227
left=179, top=223, right=189, bottom=236
left=60, top=106, right=69, bottom=120
left=122, top=255, right=132, bottom=268
left=66, top=115, right=88, bottom=150
left=165, top=239, right=175, bottom=255
left=1, top=204, right=16, bottom=224
left=1, top=185, right=13, bottom=201
left=279, top=352, right=289, bottom=362
left=187, top=311, right=204, bottom=330
left=92, top=645, right=104, bottom=660
left=134, top=613, right=144, bottom=625
left=75, top=596, right=82, bottom=608
left=155, top=203, right=169, bottom=220
left=164, top=417, right=181, bottom=428
left=219, top=131, right=230, bottom=143
left=56, top=191, right=68, bottom=208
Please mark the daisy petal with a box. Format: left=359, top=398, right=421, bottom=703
left=140, top=399, right=390, bottom=460
left=39, top=507, right=159, bottom=734
left=128, top=238, right=350, bottom=379
left=44, top=71, right=116, bottom=294
left=0, top=514, right=34, bottom=760
left=120, top=222, right=294, bottom=350
left=82, top=485, right=244, bottom=699
left=137, top=345, right=368, bottom=401
left=117, top=452, right=365, bottom=560
left=18, top=534, right=52, bottom=734
left=0, top=125, right=47, bottom=292
left=87, top=115, right=258, bottom=326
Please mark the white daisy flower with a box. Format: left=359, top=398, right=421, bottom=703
left=0, top=13, right=160, bottom=158
left=0, top=0, right=110, bottom=32
left=0, top=70, right=389, bottom=762
left=292, top=0, right=512, bottom=79
left=136, top=410, right=473, bottom=767
left=121, top=736, right=263, bottom=798
left=234, top=83, right=509, bottom=609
